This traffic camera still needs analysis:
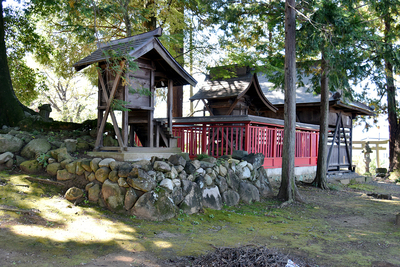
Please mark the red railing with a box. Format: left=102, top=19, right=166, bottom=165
left=172, top=122, right=319, bottom=169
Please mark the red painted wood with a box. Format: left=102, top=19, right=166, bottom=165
left=172, top=120, right=319, bottom=168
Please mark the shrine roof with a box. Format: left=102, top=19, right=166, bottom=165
left=73, top=28, right=196, bottom=86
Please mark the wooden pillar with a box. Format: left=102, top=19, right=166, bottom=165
left=122, top=76, right=129, bottom=148
left=172, top=85, right=183, bottom=117
left=168, top=80, right=173, bottom=136
left=148, top=69, right=155, bottom=147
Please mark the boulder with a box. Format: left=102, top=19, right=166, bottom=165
left=204, top=174, right=213, bottom=186
left=175, top=165, right=184, bottom=173
left=132, top=189, right=178, bottom=221
left=109, top=161, right=121, bottom=171
left=65, top=161, right=77, bottom=174
left=108, top=170, right=119, bottom=182
left=118, top=177, right=129, bottom=188
left=215, top=176, right=228, bottom=193
left=172, top=179, right=181, bottom=188
left=124, top=188, right=138, bottom=210
left=201, top=157, right=217, bottom=164
left=5, top=159, right=13, bottom=168
left=200, top=161, right=215, bottom=169
left=179, top=182, right=203, bottom=214
left=202, top=186, right=222, bottom=210
left=0, top=134, right=23, bottom=153
left=95, top=167, right=111, bottom=183
left=195, top=175, right=206, bottom=189
left=242, top=153, right=265, bottom=170
left=129, top=168, right=152, bottom=180
left=57, top=151, right=72, bottom=163
left=222, top=190, right=240, bottom=206
left=219, top=165, right=228, bottom=177
left=160, top=178, right=174, bottom=192
left=57, top=169, right=75, bottom=181
left=87, top=172, right=95, bottom=182
left=21, top=139, right=51, bottom=159
left=239, top=181, right=260, bottom=204
left=127, top=177, right=157, bottom=192
left=0, top=152, right=13, bottom=164
left=172, top=187, right=184, bottom=205
left=118, top=163, right=133, bottom=178
left=65, top=187, right=84, bottom=201
left=168, top=154, right=186, bottom=166
left=226, top=169, right=240, bottom=191
left=101, top=180, right=125, bottom=211
left=75, top=161, right=85, bottom=176
left=232, top=150, right=248, bottom=160
left=88, top=183, right=100, bottom=202
left=15, top=155, right=26, bottom=166
left=236, top=166, right=251, bottom=180
left=76, top=141, right=90, bottom=151
left=64, top=139, right=77, bottom=153
left=90, top=158, right=102, bottom=172
left=99, top=158, right=115, bottom=168
left=153, top=161, right=171, bottom=172
left=192, top=160, right=201, bottom=169
left=184, top=162, right=197, bottom=175
left=46, top=163, right=62, bottom=176
left=81, top=159, right=92, bottom=172
left=165, top=166, right=178, bottom=179
left=132, top=160, right=152, bottom=171
left=19, top=160, right=43, bottom=174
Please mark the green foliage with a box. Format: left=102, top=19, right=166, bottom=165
left=196, top=153, right=210, bottom=161
left=36, top=153, right=49, bottom=168
left=3, top=6, right=50, bottom=105
left=111, top=99, right=131, bottom=112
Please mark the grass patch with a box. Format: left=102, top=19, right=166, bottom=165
left=1, top=171, right=400, bottom=266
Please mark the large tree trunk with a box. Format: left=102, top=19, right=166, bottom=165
left=277, top=0, right=302, bottom=202
left=384, top=16, right=400, bottom=171
left=0, top=1, right=25, bottom=127
left=313, top=52, right=329, bottom=189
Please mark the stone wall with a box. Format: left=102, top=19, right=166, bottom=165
left=0, top=131, right=274, bottom=221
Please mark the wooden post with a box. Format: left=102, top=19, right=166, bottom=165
left=148, top=68, right=155, bottom=147
left=95, top=61, right=126, bottom=151
left=168, top=79, right=173, bottom=136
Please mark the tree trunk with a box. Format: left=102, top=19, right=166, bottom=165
left=313, top=52, right=329, bottom=189
left=384, top=16, right=400, bottom=171
left=278, top=0, right=302, bottom=202
left=0, top=1, right=25, bottom=127
left=122, top=0, right=132, bottom=37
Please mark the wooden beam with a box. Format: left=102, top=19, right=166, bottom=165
left=327, top=112, right=341, bottom=169
left=168, top=79, right=173, bottom=135
left=94, top=60, right=126, bottom=150
left=225, top=97, right=240, bottom=115
left=97, top=67, right=125, bottom=150
left=202, top=99, right=214, bottom=116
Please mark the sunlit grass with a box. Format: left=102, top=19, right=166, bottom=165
left=1, top=171, right=400, bottom=266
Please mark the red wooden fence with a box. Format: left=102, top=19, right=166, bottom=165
left=172, top=122, right=318, bottom=169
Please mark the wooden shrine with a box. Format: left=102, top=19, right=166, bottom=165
left=190, top=66, right=277, bottom=116
left=192, top=66, right=374, bottom=173
left=73, top=28, right=196, bottom=152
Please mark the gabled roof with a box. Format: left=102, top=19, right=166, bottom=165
left=190, top=72, right=253, bottom=100
left=73, top=28, right=197, bottom=87
left=191, top=70, right=277, bottom=113
left=258, top=73, right=374, bottom=116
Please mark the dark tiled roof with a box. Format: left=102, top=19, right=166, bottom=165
left=190, top=72, right=253, bottom=100
left=73, top=37, right=151, bottom=71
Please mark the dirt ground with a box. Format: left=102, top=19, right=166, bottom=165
left=1, top=171, right=400, bottom=267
